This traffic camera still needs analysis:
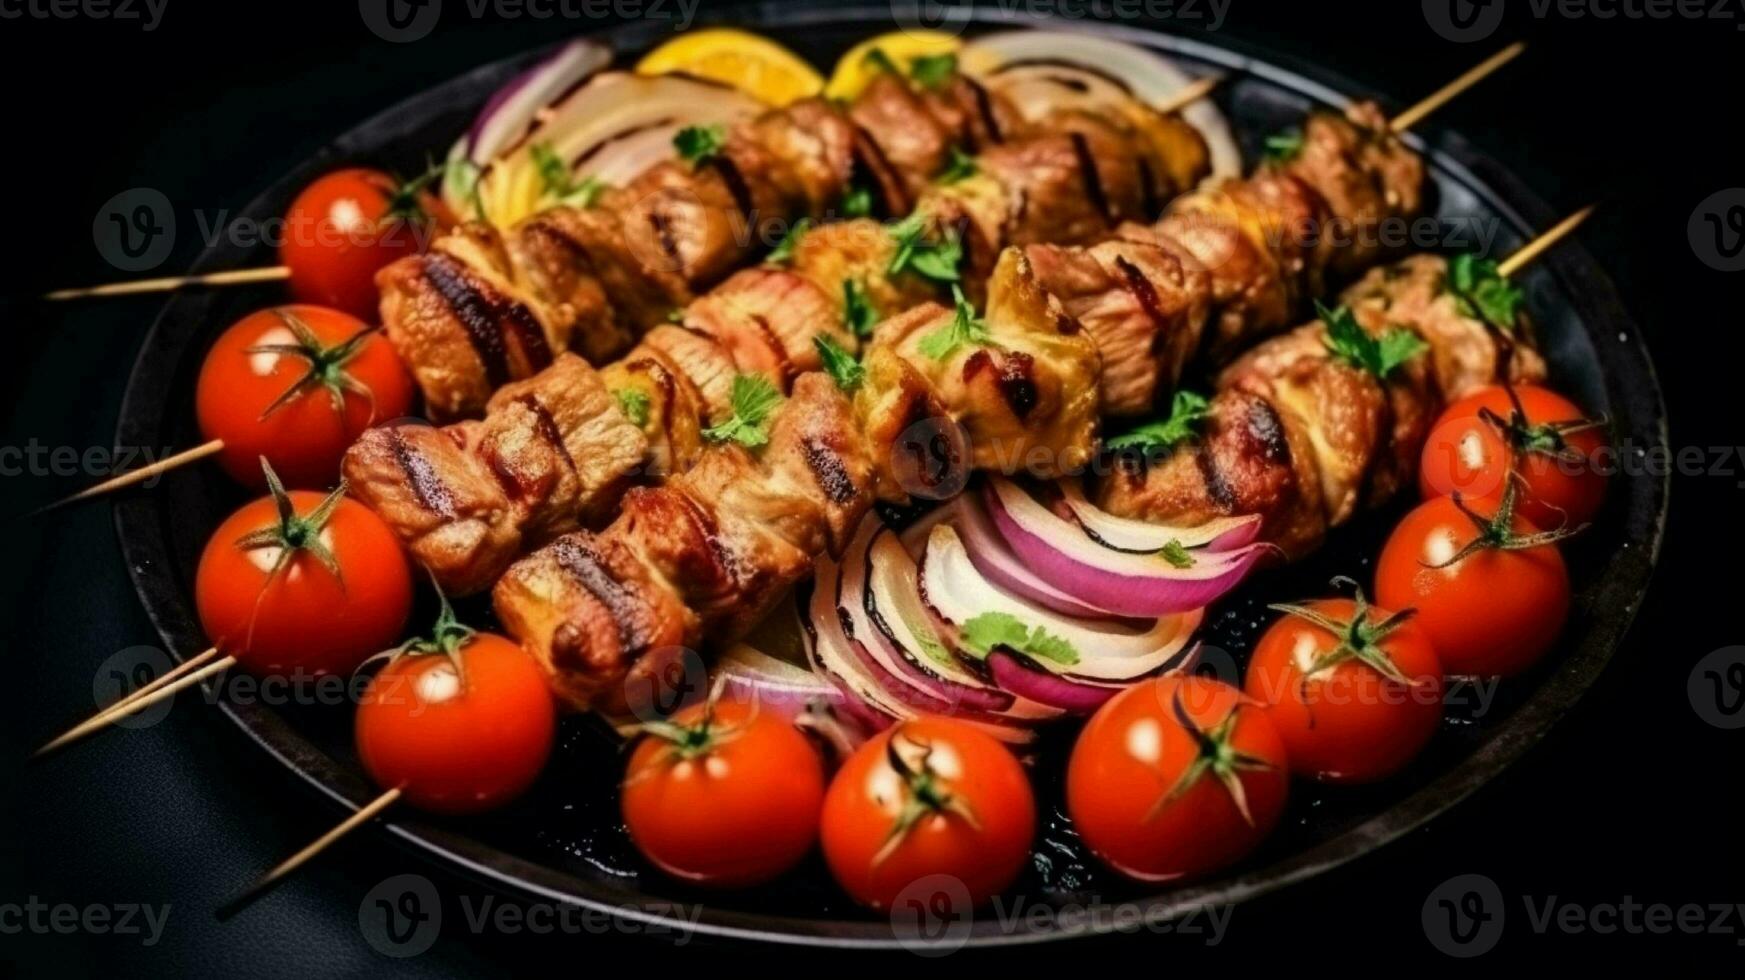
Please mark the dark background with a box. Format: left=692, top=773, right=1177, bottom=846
left=2, top=0, right=1740, bottom=972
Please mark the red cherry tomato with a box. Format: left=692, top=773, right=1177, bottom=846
left=356, top=626, right=555, bottom=816
left=1375, top=491, right=1572, bottom=678
left=1245, top=596, right=1443, bottom=784
left=1067, top=675, right=1288, bottom=883
left=196, top=305, right=413, bottom=490
left=195, top=468, right=412, bottom=678
left=821, top=716, right=1034, bottom=910
left=621, top=699, right=825, bottom=888
left=1418, top=383, right=1608, bottom=530
left=280, top=167, right=453, bottom=320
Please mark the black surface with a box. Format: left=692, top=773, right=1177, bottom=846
left=3, top=0, right=1741, bottom=972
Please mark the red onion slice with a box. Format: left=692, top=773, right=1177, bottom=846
left=985, top=478, right=1265, bottom=617
left=714, top=642, right=844, bottom=722
left=986, top=652, right=1123, bottom=713
left=1056, top=478, right=1261, bottom=553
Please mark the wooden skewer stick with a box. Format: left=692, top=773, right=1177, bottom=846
left=31, top=654, right=236, bottom=760
left=1391, top=41, right=1527, bottom=133
left=42, top=266, right=290, bottom=302
left=1499, top=205, right=1595, bottom=278
left=217, top=787, right=404, bottom=920
left=31, top=646, right=225, bottom=758
left=1157, top=75, right=1222, bottom=116
left=32, top=439, right=224, bottom=515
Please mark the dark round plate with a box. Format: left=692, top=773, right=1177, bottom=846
left=113, top=5, right=1669, bottom=948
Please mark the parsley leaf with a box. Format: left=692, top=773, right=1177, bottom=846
left=1105, top=390, right=1213, bottom=456
left=673, top=124, right=726, bottom=167
left=840, top=184, right=874, bottom=218
left=702, top=374, right=784, bottom=448
left=530, top=141, right=606, bottom=208
left=612, top=388, right=650, bottom=427
left=1158, top=539, right=1196, bottom=569
left=937, top=145, right=978, bottom=185
left=1319, top=301, right=1428, bottom=381
left=1446, top=253, right=1525, bottom=333
left=958, top=611, right=1080, bottom=667
left=1263, top=130, right=1304, bottom=165
left=843, top=278, right=879, bottom=339
left=887, top=212, right=962, bottom=283
left=814, top=334, right=865, bottom=393
left=862, top=47, right=899, bottom=76
left=766, top=218, right=811, bottom=267
left=917, top=285, right=994, bottom=361
left=666, top=308, right=686, bottom=324
left=909, top=52, right=957, bottom=90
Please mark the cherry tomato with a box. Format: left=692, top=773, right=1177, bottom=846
left=355, top=619, right=555, bottom=816
left=621, top=698, right=825, bottom=888
left=195, top=465, right=412, bottom=677
left=196, top=305, right=413, bottom=490
left=1067, top=675, right=1288, bottom=883
left=1418, top=383, right=1608, bottom=530
left=821, top=716, right=1034, bottom=910
left=1375, top=490, right=1571, bottom=678
left=281, top=167, right=453, bottom=320
left=1245, top=595, right=1443, bottom=784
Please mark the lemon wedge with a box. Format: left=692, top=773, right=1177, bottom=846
left=824, top=30, right=967, bottom=102
left=636, top=29, right=824, bottom=106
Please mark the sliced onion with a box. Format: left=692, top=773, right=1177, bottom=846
left=938, top=494, right=1114, bottom=620
left=714, top=642, right=844, bottom=722
left=473, top=72, right=761, bottom=226
left=802, top=558, right=901, bottom=732
left=1056, top=478, right=1261, bottom=553
left=962, top=30, right=1240, bottom=181
left=470, top=40, right=614, bottom=165
left=921, top=523, right=1200, bottom=682
left=985, top=478, right=1264, bottom=617
left=986, top=652, right=1121, bottom=713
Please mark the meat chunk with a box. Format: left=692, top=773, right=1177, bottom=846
left=1282, top=101, right=1426, bottom=279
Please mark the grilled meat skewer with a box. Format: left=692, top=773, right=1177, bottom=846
left=1091, top=252, right=1547, bottom=560
left=382, top=66, right=1209, bottom=420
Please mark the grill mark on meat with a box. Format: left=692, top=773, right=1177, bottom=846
left=803, top=437, right=857, bottom=505
left=747, top=312, right=797, bottom=386
left=1195, top=445, right=1237, bottom=511
left=551, top=536, right=639, bottom=652
left=1070, top=132, right=1114, bottom=227
left=503, top=301, right=553, bottom=371
left=1137, top=157, right=1160, bottom=218
left=1246, top=397, right=1292, bottom=463
left=388, top=427, right=456, bottom=519
left=1114, top=256, right=1170, bottom=355
left=648, top=210, right=683, bottom=272
left=965, top=76, right=1004, bottom=144
left=705, top=155, right=756, bottom=225
left=850, top=124, right=904, bottom=215
left=518, top=395, right=575, bottom=470
left=963, top=350, right=1040, bottom=420
left=424, top=254, right=511, bottom=386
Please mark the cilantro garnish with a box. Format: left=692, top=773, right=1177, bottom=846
left=887, top=211, right=962, bottom=283
left=813, top=335, right=865, bottom=393
left=1319, top=301, right=1428, bottom=381
left=702, top=374, right=784, bottom=448
left=917, top=285, right=994, bottom=361
left=1105, top=390, right=1213, bottom=456
left=958, top=612, right=1080, bottom=666
left=1446, top=253, right=1525, bottom=333
left=613, top=388, right=650, bottom=427
left=673, top=124, right=727, bottom=167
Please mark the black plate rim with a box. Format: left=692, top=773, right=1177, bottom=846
left=110, top=6, right=1671, bottom=948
